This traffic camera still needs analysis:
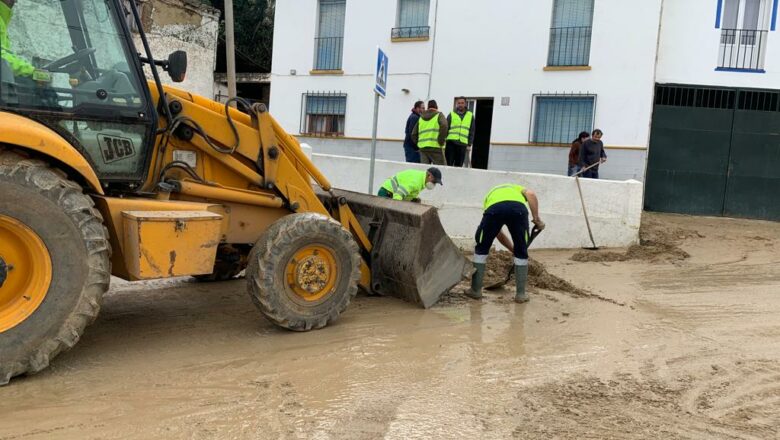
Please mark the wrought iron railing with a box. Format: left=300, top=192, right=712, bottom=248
left=547, top=26, right=593, bottom=67
left=718, top=29, right=768, bottom=71
left=391, top=26, right=430, bottom=39
left=314, top=37, right=344, bottom=71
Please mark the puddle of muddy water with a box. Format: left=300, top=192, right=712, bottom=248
left=1, top=212, right=778, bottom=439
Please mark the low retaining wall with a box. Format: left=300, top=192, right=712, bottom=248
left=299, top=136, right=648, bottom=182
left=306, top=149, right=642, bottom=249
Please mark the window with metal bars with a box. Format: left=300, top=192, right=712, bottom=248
left=301, top=92, right=347, bottom=136
left=315, top=0, right=346, bottom=70
left=716, top=0, right=771, bottom=70
left=392, top=0, right=430, bottom=39
left=531, top=94, right=596, bottom=144
left=547, top=0, right=594, bottom=66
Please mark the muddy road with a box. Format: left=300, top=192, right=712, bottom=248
left=1, top=213, right=779, bottom=439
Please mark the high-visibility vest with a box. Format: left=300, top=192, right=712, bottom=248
left=483, top=184, right=528, bottom=211
left=447, top=111, right=473, bottom=144
left=417, top=116, right=442, bottom=150
left=381, top=169, right=427, bottom=201
left=0, top=3, right=35, bottom=78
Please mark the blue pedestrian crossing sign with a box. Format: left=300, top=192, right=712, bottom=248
left=375, top=48, right=388, bottom=98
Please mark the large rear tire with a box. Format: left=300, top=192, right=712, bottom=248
left=0, top=150, right=110, bottom=385
left=246, top=213, right=360, bottom=331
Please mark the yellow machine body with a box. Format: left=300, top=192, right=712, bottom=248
left=0, top=0, right=467, bottom=386
left=122, top=210, right=222, bottom=280
left=1, top=81, right=466, bottom=305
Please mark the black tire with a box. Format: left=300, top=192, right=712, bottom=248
left=0, top=150, right=110, bottom=385
left=246, top=213, right=360, bottom=331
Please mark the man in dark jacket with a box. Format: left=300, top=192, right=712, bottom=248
left=445, top=97, right=475, bottom=167
left=579, top=129, right=607, bottom=179
left=403, top=100, right=424, bottom=163
left=411, top=100, right=448, bottom=165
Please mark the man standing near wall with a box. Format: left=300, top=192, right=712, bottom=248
left=412, top=100, right=448, bottom=165
left=403, top=100, right=424, bottom=163
left=446, top=97, right=475, bottom=167
left=579, top=129, right=607, bottom=179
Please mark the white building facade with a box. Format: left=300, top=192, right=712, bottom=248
left=648, top=0, right=780, bottom=220
left=270, top=0, right=665, bottom=181
left=270, top=0, right=780, bottom=214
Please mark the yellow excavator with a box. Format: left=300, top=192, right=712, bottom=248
left=0, top=0, right=466, bottom=384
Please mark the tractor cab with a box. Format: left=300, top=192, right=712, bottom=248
left=0, top=0, right=182, bottom=188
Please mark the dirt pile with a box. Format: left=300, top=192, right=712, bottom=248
left=449, top=250, right=625, bottom=306
left=571, top=215, right=698, bottom=263
left=475, top=250, right=589, bottom=297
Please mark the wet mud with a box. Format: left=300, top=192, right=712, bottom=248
left=571, top=215, right=699, bottom=263
left=1, top=213, right=778, bottom=439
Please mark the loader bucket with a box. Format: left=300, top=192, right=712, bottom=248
left=321, top=189, right=469, bottom=308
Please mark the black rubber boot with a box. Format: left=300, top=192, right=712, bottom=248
left=465, top=262, right=486, bottom=300
left=514, top=264, right=529, bottom=303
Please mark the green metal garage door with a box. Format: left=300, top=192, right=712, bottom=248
left=645, top=84, right=780, bottom=221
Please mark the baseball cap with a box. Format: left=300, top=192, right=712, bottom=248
left=427, top=167, right=443, bottom=185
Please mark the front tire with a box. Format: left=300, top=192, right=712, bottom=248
left=0, top=151, right=110, bottom=385
left=246, top=213, right=360, bottom=331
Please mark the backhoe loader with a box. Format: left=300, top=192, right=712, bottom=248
left=0, top=0, right=467, bottom=385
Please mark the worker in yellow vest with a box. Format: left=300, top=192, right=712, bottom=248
left=411, top=99, right=448, bottom=165
left=465, top=183, right=545, bottom=303
left=378, top=167, right=442, bottom=201
left=0, top=0, right=50, bottom=82
left=446, top=97, right=475, bottom=167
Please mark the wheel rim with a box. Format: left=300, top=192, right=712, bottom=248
left=0, top=214, right=52, bottom=333
left=285, top=245, right=339, bottom=303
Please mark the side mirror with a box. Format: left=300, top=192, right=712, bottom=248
left=166, top=51, right=187, bottom=83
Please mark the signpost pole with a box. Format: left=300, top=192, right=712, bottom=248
left=368, top=47, right=388, bottom=194
left=368, top=92, right=381, bottom=194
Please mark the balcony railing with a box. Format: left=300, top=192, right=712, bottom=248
left=547, top=26, right=592, bottom=67
left=314, top=37, right=344, bottom=71
left=718, top=29, right=768, bottom=71
left=391, top=26, right=430, bottom=39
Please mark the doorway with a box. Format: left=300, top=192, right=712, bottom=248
left=464, top=98, right=494, bottom=169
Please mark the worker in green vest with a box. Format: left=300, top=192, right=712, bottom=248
left=411, top=99, right=448, bottom=165
left=465, top=183, right=545, bottom=303
left=446, top=96, right=475, bottom=167
left=0, top=0, right=50, bottom=81
left=378, top=167, right=443, bottom=201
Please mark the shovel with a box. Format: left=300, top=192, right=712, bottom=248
left=484, top=226, right=542, bottom=291
left=572, top=161, right=600, bottom=250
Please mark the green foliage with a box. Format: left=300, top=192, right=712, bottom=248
left=208, top=0, right=275, bottom=72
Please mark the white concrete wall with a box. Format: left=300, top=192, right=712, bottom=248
left=310, top=153, right=643, bottom=250
left=132, top=0, right=220, bottom=98
left=300, top=136, right=647, bottom=181
left=271, top=0, right=662, bottom=180
left=657, top=0, right=780, bottom=88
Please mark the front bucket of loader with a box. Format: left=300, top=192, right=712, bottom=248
left=322, top=189, right=469, bottom=308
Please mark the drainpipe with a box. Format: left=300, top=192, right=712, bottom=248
left=426, top=0, right=440, bottom=100
left=642, top=0, right=666, bottom=189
